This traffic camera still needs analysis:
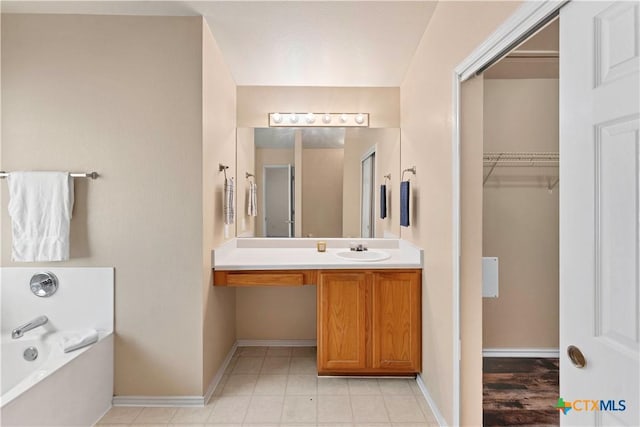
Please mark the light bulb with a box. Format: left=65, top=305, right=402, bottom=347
left=272, top=113, right=282, bottom=123
left=340, top=114, right=349, bottom=123
left=322, top=114, right=332, bottom=124
left=289, top=113, right=299, bottom=124
left=355, top=114, right=365, bottom=125
left=305, top=113, right=316, bottom=124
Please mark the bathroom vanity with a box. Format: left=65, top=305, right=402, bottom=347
left=212, top=238, right=422, bottom=375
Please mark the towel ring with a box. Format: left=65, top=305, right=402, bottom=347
left=246, top=172, right=255, bottom=180
left=402, top=166, right=416, bottom=181
left=219, top=163, right=229, bottom=179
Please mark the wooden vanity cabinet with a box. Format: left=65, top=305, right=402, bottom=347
left=317, top=269, right=421, bottom=375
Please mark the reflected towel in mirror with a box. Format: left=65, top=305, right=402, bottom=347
left=224, top=177, right=234, bottom=225
left=248, top=181, right=257, bottom=217
left=380, top=184, right=387, bottom=219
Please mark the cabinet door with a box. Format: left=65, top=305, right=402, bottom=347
left=371, top=271, right=421, bottom=372
left=317, top=272, right=368, bottom=373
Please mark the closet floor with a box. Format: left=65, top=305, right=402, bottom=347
left=483, top=357, right=559, bottom=426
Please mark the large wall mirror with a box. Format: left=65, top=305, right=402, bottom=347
left=236, top=127, right=401, bottom=239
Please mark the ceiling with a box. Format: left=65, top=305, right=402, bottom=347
left=2, top=1, right=438, bottom=87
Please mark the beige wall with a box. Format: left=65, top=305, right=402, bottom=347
left=236, top=286, right=317, bottom=340
left=482, top=79, right=559, bottom=349
left=302, top=148, right=343, bottom=238
left=236, top=127, right=255, bottom=237
left=2, top=14, right=238, bottom=397
left=237, top=86, right=400, bottom=128
left=202, top=21, right=237, bottom=393
left=400, top=1, right=521, bottom=424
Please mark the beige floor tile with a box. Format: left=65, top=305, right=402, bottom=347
left=409, top=380, right=422, bottom=396
left=317, top=424, right=354, bottom=427
left=289, top=357, right=317, bottom=374
left=383, top=395, right=425, bottom=423
left=133, top=407, right=177, bottom=424
left=205, top=423, right=242, bottom=426
left=98, top=407, right=144, bottom=424
left=170, top=406, right=213, bottom=423
left=317, top=395, right=353, bottom=423
left=243, top=395, right=284, bottom=424
left=97, top=424, right=130, bottom=427
left=266, top=346, right=292, bottom=357
left=348, top=378, right=382, bottom=395
left=416, top=398, right=438, bottom=424
left=391, top=423, right=436, bottom=427
left=377, top=379, right=414, bottom=395
left=260, top=356, right=291, bottom=374
left=351, top=395, right=389, bottom=423
left=253, top=374, right=288, bottom=395
left=281, top=395, right=317, bottom=423
left=232, top=357, right=264, bottom=374
left=129, top=424, right=166, bottom=427
left=291, top=346, right=317, bottom=357
left=318, top=377, right=350, bottom=396
left=221, top=374, right=258, bottom=395
left=170, top=424, right=206, bottom=427
left=238, top=346, right=268, bottom=357
left=354, top=424, right=392, bottom=427
left=208, top=395, right=251, bottom=424
left=286, top=374, right=318, bottom=395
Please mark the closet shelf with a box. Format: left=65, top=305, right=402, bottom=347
left=483, top=151, right=559, bottom=187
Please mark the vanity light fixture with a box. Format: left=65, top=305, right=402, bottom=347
left=305, top=113, right=316, bottom=124
left=269, top=112, right=369, bottom=127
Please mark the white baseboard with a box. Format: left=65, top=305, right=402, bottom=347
left=416, top=374, right=448, bottom=427
left=113, top=342, right=239, bottom=408
left=112, top=395, right=205, bottom=407
left=204, top=341, right=238, bottom=405
left=482, top=348, right=560, bottom=358
left=236, top=339, right=317, bottom=347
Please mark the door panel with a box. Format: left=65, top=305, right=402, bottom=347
left=560, top=1, right=639, bottom=425
left=317, top=272, right=368, bottom=372
left=371, top=271, right=421, bottom=371
left=264, top=166, right=291, bottom=237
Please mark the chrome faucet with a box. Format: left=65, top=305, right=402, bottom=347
left=11, top=315, right=48, bottom=339
left=351, top=243, right=368, bottom=252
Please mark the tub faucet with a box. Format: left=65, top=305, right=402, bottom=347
left=11, top=315, right=48, bottom=339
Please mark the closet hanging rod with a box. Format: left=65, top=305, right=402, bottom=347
left=0, top=171, right=99, bottom=179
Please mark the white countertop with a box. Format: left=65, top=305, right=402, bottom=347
left=212, top=238, right=423, bottom=271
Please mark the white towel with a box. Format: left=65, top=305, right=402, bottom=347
left=63, top=329, right=99, bottom=353
left=224, top=177, right=235, bottom=225
left=247, top=181, right=257, bottom=217
left=7, top=172, right=74, bottom=262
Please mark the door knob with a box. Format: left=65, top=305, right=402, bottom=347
left=567, top=345, right=586, bottom=368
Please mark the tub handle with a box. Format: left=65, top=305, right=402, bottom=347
left=30, top=272, right=59, bottom=297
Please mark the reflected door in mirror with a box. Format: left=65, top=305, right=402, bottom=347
left=264, top=165, right=294, bottom=237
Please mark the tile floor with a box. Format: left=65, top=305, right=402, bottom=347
left=98, top=346, right=439, bottom=427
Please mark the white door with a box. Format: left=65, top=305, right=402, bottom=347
left=264, top=165, right=293, bottom=237
left=560, top=1, right=639, bottom=426
left=361, top=151, right=375, bottom=238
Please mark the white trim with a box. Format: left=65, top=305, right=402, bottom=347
left=203, top=342, right=238, bottom=405
left=416, top=374, right=448, bottom=427
left=112, top=395, right=205, bottom=407
left=483, top=348, right=560, bottom=358
left=456, top=0, right=568, bottom=81
left=451, top=1, right=567, bottom=425
left=236, top=339, right=317, bottom=347
left=113, top=342, right=239, bottom=408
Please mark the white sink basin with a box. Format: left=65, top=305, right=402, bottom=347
left=335, top=250, right=391, bottom=262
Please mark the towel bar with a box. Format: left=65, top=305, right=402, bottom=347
left=0, top=171, right=98, bottom=179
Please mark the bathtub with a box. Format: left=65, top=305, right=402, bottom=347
left=0, top=268, right=114, bottom=426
